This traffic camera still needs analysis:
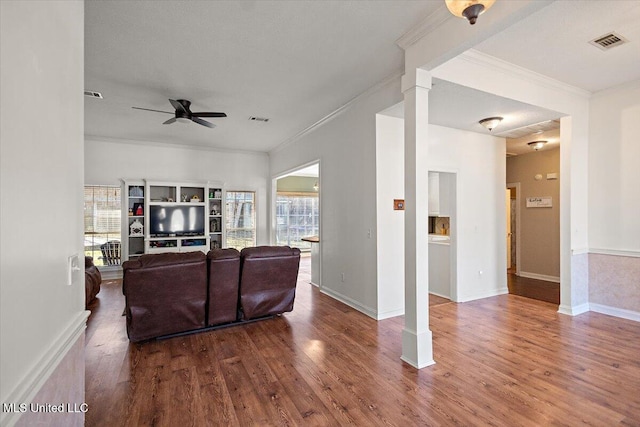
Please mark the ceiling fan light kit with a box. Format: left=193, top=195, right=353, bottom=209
left=132, top=98, right=227, bottom=128
left=445, top=0, right=496, bottom=25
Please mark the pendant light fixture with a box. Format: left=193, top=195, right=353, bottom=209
left=479, top=116, right=503, bottom=132
left=445, top=0, right=496, bottom=25
left=528, top=140, right=547, bottom=151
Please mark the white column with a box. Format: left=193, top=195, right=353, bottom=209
left=401, top=69, right=434, bottom=369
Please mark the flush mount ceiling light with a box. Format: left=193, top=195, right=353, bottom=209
left=479, top=116, right=503, bottom=132
left=445, top=0, right=496, bottom=25
left=528, top=140, right=547, bottom=151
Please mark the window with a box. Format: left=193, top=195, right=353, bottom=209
left=84, top=186, right=121, bottom=266
left=225, top=191, right=256, bottom=250
left=276, top=193, right=319, bottom=251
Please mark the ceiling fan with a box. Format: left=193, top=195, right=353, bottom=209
left=132, top=99, right=227, bottom=128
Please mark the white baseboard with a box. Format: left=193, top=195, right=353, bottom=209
left=0, top=310, right=89, bottom=426
left=377, top=308, right=404, bottom=320
left=457, top=287, right=508, bottom=303
left=429, top=291, right=451, bottom=300
left=319, top=287, right=377, bottom=320
left=519, top=271, right=560, bottom=283
left=558, top=303, right=590, bottom=316
left=100, top=267, right=122, bottom=280
left=590, top=303, right=640, bottom=322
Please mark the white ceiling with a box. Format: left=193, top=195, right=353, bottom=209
left=85, top=1, right=640, bottom=154
left=475, top=1, right=640, bottom=93
left=85, top=1, right=440, bottom=152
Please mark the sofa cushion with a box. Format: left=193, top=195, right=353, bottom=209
left=206, top=248, right=241, bottom=326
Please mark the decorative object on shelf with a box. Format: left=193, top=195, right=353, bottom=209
left=528, top=140, right=547, bottom=151
left=479, top=116, right=503, bottom=132
left=190, top=195, right=200, bottom=202
left=210, top=218, right=221, bottom=232
left=211, top=240, right=220, bottom=249
left=133, top=203, right=143, bottom=216
left=129, top=219, right=144, bottom=237
left=129, top=186, right=143, bottom=197
left=209, top=189, right=214, bottom=199
left=214, top=190, right=222, bottom=199
left=128, top=208, right=133, bottom=216
left=445, top=0, right=495, bottom=25
left=210, top=207, right=219, bottom=215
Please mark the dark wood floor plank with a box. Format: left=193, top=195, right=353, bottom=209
left=85, top=257, right=640, bottom=426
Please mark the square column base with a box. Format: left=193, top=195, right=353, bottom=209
left=401, top=328, right=435, bottom=369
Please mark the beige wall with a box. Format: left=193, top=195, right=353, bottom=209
left=506, top=147, right=560, bottom=279
left=277, top=176, right=318, bottom=193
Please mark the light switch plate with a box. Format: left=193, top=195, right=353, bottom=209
left=68, top=254, right=80, bottom=286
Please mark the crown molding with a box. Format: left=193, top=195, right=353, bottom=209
left=396, top=5, right=452, bottom=50
left=270, top=70, right=402, bottom=155
left=458, top=50, right=592, bottom=99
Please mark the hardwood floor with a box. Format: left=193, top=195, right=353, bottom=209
left=508, top=272, right=560, bottom=305
left=85, top=258, right=640, bottom=426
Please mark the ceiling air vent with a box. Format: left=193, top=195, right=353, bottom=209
left=84, top=90, right=103, bottom=99
left=249, top=116, right=269, bottom=122
left=589, top=32, right=628, bottom=51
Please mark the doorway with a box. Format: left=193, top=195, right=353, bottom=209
left=506, top=185, right=518, bottom=274
left=272, top=161, right=321, bottom=287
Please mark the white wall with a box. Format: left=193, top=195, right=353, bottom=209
left=588, top=80, right=640, bottom=254
left=85, top=138, right=270, bottom=245
left=1, top=1, right=86, bottom=425
left=375, top=113, right=405, bottom=318
left=270, top=78, right=403, bottom=317
left=588, top=80, right=640, bottom=316
left=376, top=115, right=507, bottom=307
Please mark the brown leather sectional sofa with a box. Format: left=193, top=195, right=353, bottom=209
left=122, top=246, right=301, bottom=342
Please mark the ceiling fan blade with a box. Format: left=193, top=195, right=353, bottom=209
left=192, top=112, right=227, bottom=118
left=169, top=99, right=188, bottom=113
left=132, top=107, right=173, bottom=114
left=163, top=117, right=177, bottom=125
left=192, top=117, right=215, bottom=128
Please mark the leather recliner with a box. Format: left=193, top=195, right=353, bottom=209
left=239, top=246, right=301, bottom=320
left=85, top=256, right=102, bottom=308
left=123, top=251, right=207, bottom=342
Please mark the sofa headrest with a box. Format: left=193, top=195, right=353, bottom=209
left=207, top=248, right=240, bottom=260
left=240, top=246, right=301, bottom=259
left=123, top=251, right=205, bottom=270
